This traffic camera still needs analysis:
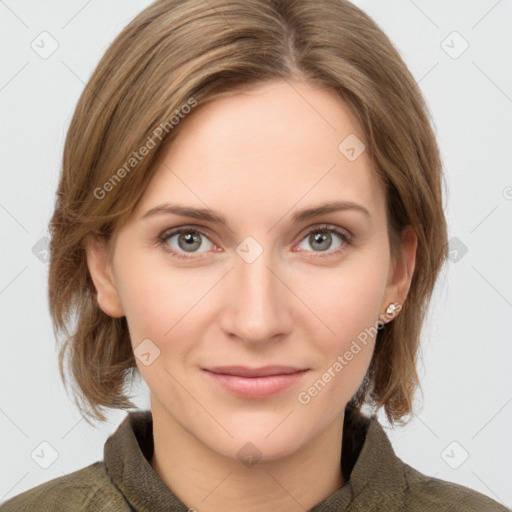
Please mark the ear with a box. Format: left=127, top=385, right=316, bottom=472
left=84, top=234, right=125, bottom=318
left=381, top=225, right=417, bottom=318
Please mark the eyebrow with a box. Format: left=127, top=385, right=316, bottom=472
left=141, top=200, right=371, bottom=226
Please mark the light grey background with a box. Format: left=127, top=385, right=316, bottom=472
left=1, top=0, right=511, bottom=507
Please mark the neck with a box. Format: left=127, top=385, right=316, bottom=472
left=150, top=399, right=345, bottom=512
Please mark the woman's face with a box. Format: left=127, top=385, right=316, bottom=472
left=88, top=80, right=414, bottom=461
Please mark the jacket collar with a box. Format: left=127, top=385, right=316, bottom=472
left=311, top=404, right=407, bottom=510
left=104, top=405, right=406, bottom=511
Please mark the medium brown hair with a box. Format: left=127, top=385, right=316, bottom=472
left=49, top=0, right=448, bottom=424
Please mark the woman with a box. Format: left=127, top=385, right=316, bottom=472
left=1, top=0, right=508, bottom=510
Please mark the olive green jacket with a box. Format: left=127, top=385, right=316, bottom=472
left=1, top=406, right=509, bottom=511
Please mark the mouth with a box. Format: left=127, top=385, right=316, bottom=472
left=201, top=366, right=310, bottom=399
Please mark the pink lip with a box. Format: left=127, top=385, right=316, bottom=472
left=202, top=366, right=309, bottom=399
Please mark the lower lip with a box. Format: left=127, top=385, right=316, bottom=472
left=203, top=370, right=309, bottom=399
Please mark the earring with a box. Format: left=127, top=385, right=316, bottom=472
left=386, top=303, right=396, bottom=315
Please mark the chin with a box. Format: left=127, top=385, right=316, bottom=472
left=197, top=412, right=315, bottom=463
left=212, top=431, right=307, bottom=464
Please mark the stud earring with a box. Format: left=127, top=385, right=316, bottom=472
left=386, top=303, right=396, bottom=315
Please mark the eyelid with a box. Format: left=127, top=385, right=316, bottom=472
left=296, top=223, right=353, bottom=244
left=158, top=223, right=216, bottom=240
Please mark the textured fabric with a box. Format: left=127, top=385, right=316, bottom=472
left=1, top=405, right=509, bottom=511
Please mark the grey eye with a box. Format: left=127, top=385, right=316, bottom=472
left=166, top=230, right=214, bottom=253
left=297, top=230, right=344, bottom=252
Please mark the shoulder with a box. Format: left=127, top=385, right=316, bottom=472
left=402, top=463, right=510, bottom=512
left=0, top=462, right=130, bottom=512
left=344, top=408, right=510, bottom=511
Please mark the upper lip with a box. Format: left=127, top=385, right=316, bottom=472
left=203, top=366, right=308, bottom=377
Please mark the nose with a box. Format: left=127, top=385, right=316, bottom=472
left=218, top=245, right=293, bottom=345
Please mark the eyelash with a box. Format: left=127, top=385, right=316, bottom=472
left=156, top=223, right=353, bottom=260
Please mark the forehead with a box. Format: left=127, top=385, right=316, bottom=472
left=134, top=80, right=385, bottom=225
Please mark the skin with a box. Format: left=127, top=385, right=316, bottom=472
left=86, top=79, right=417, bottom=512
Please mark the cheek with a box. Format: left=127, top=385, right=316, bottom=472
left=291, top=247, right=390, bottom=342
left=293, top=256, right=388, bottom=409
left=114, top=249, right=208, bottom=348
left=116, top=258, right=211, bottom=394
